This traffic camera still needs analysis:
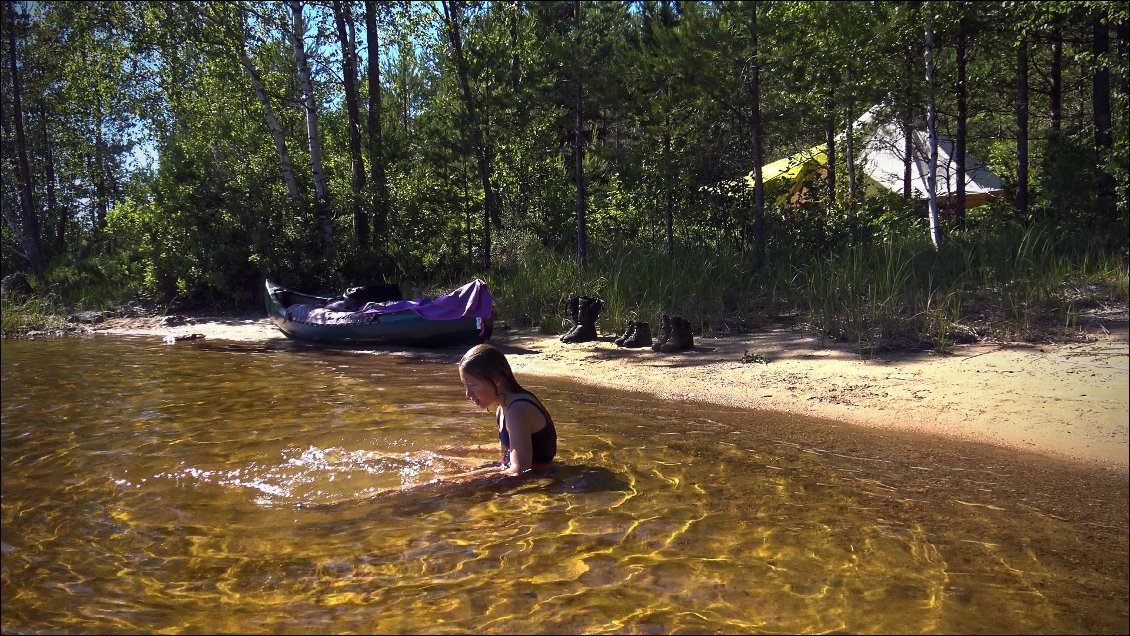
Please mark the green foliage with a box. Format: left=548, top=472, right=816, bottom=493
left=0, top=0, right=1125, bottom=347
left=1039, top=128, right=1126, bottom=241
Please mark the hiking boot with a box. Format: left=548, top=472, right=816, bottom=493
left=561, top=297, right=588, bottom=343
left=581, top=298, right=604, bottom=342
left=613, top=320, right=635, bottom=347
left=651, top=314, right=671, bottom=352
left=623, top=321, right=652, bottom=348
left=564, top=297, right=602, bottom=344
left=560, top=295, right=580, bottom=341
left=676, top=316, right=695, bottom=351
left=659, top=315, right=694, bottom=353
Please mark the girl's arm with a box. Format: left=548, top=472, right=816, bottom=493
left=441, top=465, right=503, bottom=480
left=500, top=401, right=541, bottom=476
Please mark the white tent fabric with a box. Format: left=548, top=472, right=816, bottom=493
left=852, top=105, right=1004, bottom=203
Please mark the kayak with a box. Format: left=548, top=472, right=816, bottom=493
left=264, top=279, right=493, bottom=346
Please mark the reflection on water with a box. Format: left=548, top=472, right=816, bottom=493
left=2, top=336, right=1127, bottom=634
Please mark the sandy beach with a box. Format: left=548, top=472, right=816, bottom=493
left=89, top=307, right=1129, bottom=473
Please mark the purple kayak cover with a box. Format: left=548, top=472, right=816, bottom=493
left=357, top=278, right=494, bottom=321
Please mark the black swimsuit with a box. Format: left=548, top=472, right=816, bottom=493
left=497, top=395, right=557, bottom=468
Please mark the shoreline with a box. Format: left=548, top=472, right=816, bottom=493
left=500, top=325, right=1129, bottom=473
left=84, top=310, right=1129, bottom=473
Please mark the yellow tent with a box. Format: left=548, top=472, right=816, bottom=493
left=754, top=144, right=828, bottom=185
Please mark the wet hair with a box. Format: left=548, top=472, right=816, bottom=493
left=459, top=344, right=530, bottom=396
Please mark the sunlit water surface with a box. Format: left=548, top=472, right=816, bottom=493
left=2, top=336, right=1127, bottom=634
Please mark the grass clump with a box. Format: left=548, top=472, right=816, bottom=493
left=1, top=294, right=73, bottom=337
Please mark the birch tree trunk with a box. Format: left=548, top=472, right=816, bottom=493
left=334, top=0, right=369, bottom=251
left=924, top=3, right=942, bottom=249
left=903, top=42, right=913, bottom=199
left=240, top=46, right=301, bottom=201
left=289, top=0, right=334, bottom=260
left=195, top=4, right=302, bottom=201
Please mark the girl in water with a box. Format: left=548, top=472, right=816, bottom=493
left=457, top=343, right=556, bottom=476
left=300, top=344, right=555, bottom=508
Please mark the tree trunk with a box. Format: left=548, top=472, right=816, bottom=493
left=3, top=1, right=44, bottom=279
left=1092, top=16, right=1117, bottom=216
left=825, top=87, right=836, bottom=206
left=400, top=60, right=409, bottom=133
left=1093, top=17, right=1112, bottom=150
left=664, top=106, right=673, bottom=257
left=955, top=3, right=968, bottom=228
left=660, top=0, right=674, bottom=256
left=93, top=102, right=108, bottom=232
left=924, top=3, right=942, bottom=249
left=844, top=71, right=856, bottom=202
left=289, top=0, right=334, bottom=260
left=40, top=98, right=63, bottom=255
left=240, top=45, right=301, bottom=201
left=195, top=4, right=302, bottom=201
left=1016, top=34, right=1029, bottom=220
left=748, top=1, right=765, bottom=265
left=1050, top=26, right=1062, bottom=132
left=334, top=0, right=369, bottom=251
left=509, top=10, right=530, bottom=221
left=510, top=12, right=520, bottom=92
left=365, top=1, right=390, bottom=248
left=463, top=153, right=472, bottom=270
left=1118, top=17, right=1129, bottom=214
left=442, top=0, right=501, bottom=248
left=572, top=0, right=587, bottom=266
left=903, top=42, right=914, bottom=199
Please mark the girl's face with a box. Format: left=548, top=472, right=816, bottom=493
left=459, top=369, right=500, bottom=411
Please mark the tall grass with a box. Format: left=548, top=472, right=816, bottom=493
left=5, top=222, right=1126, bottom=350
left=1, top=293, right=72, bottom=336
left=480, top=223, right=1127, bottom=354
left=485, top=244, right=760, bottom=336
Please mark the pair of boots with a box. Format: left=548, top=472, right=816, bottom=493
left=651, top=314, right=694, bottom=353
left=613, top=320, right=652, bottom=348
left=561, top=295, right=603, bottom=344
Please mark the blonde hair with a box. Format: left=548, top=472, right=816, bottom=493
left=459, top=343, right=528, bottom=395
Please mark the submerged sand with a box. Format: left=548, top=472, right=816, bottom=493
left=89, top=308, right=1129, bottom=473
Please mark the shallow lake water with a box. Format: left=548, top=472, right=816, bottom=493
left=1, top=336, right=1127, bottom=634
